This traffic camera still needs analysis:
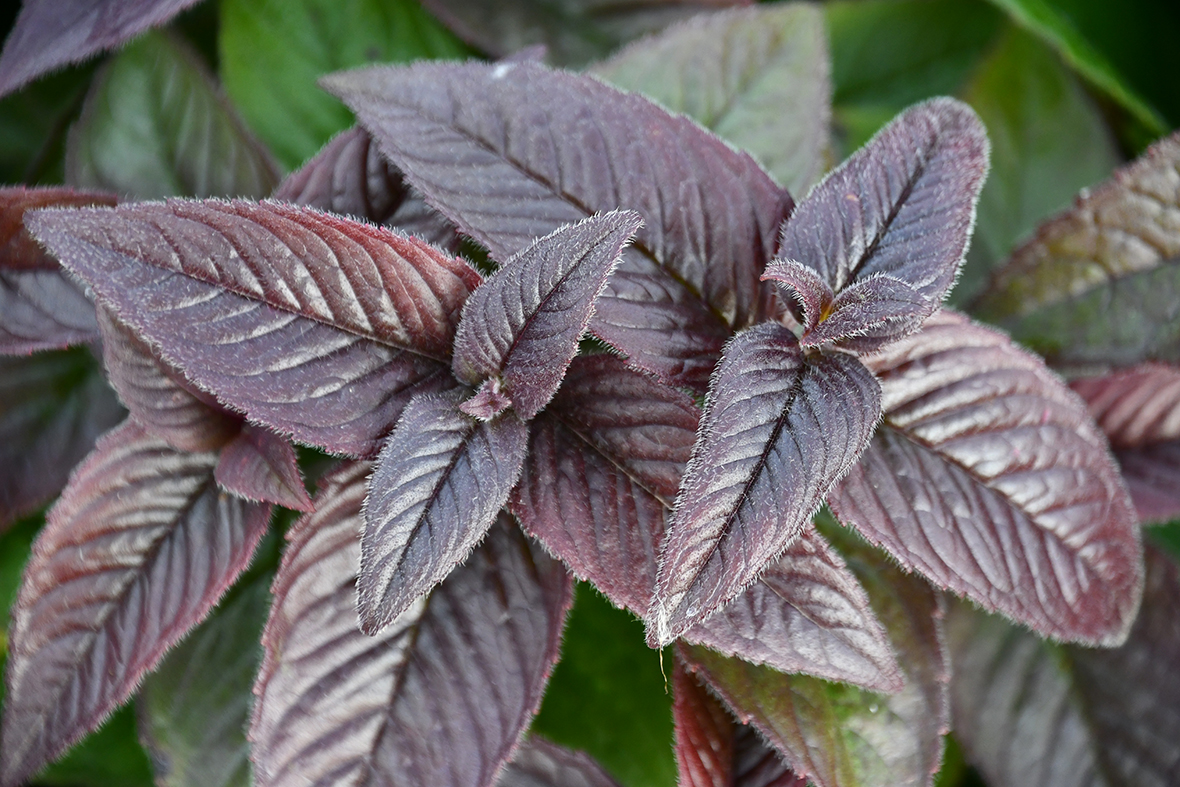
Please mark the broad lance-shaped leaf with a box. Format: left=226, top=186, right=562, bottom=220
left=512, top=354, right=900, bottom=690
left=1, top=186, right=115, bottom=354
left=452, top=210, right=641, bottom=420
left=828, top=310, right=1144, bottom=646
left=778, top=97, right=988, bottom=304
left=27, top=199, right=482, bottom=457
left=973, top=130, right=1180, bottom=370
left=591, top=4, right=830, bottom=196
left=0, top=0, right=202, bottom=97
left=215, top=423, right=312, bottom=512
left=66, top=31, right=279, bottom=201
left=649, top=322, right=881, bottom=645
left=1072, top=364, right=1180, bottom=523
left=252, top=463, right=572, bottom=787
left=324, top=60, right=789, bottom=392
left=0, top=420, right=271, bottom=787
left=361, top=390, right=529, bottom=633
left=496, top=738, right=622, bottom=787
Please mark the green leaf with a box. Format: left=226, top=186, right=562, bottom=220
left=826, top=0, right=1003, bottom=153
left=592, top=4, right=831, bottom=195
left=219, top=0, right=471, bottom=171
left=531, top=584, right=675, bottom=787
left=34, top=702, right=154, bottom=787
left=951, top=24, right=1119, bottom=305
left=0, top=65, right=95, bottom=185
left=65, top=30, right=279, bottom=200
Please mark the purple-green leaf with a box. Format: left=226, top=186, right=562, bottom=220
left=214, top=423, right=311, bottom=512
left=452, top=211, right=641, bottom=419
left=323, top=60, right=789, bottom=392
left=27, top=199, right=481, bottom=457
left=777, top=97, right=988, bottom=303
left=650, top=322, right=881, bottom=645
left=360, top=390, right=529, bottom=634
left=252, top=463, right=572, bottom=787
left=829, top=310, right=1144, bottom=646
left=0, top=420, right=270, bottom=787
left=496, top=738, right=622, bottom=787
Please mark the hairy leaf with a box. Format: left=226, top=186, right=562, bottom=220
left=497, top=738, right=622, bottom=787
left=272, top=125, right=459, bottom=249
left=732, top=727, right=806, bottom=787
left=66, top=32, right=279, bottom=201
left=1072, top=364, right=1180, bottom=522
left=0, top=420, right=270, bottom=786
left=252, top=463, right=572, bottom=787
left=0, top=348, right=124, bottom=529
left=452, top=211, right=641, bottom=419
left=324, top=60, right=789, bottom=392
left=28, top=198, right=481, bottom=457
left=215, top=424, right=311, bottom=511
left=778, top=97, right=988, bottom=304
left=138, top=574, right=271, bottom=787
left=650, top=322, right=881, bottom=645
left=0, top=0, right=202, bottom=97
left=974, top=131, right=1180, bottom=370
left=592, top=4, right=830, bottom=195
left=829, top=310, right=1143, bottom=645
left=360, top=390, right=529, bottom=633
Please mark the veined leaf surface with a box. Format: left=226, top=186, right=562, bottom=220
left=214, top=423, right=311, bottom=512
left=496, top=738, right=622, bottom=787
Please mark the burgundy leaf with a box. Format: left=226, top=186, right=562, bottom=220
left=1, top=187, right=118, bottom=271
left=360, top=390, right=529, bottom=634
left=674, top=658, right=735, bottom=787
left=759, top=259, right=833, bottom=332
left=496, top=738, right=622, bottom=787
left=778, top=97, right=988, bottom=303
left=732, top=727, right=806, bottom=787
left=0, top=420, right=270, bottom=786
left=273, top=125, right=459, bottom=250
left=252, top=463, right=572, bottom=787
left=452, top=211, right=641, bottom=419
left=802, top=275, right=934, bottom=354
left=650, top=322, right=881, bottom=645
left=27, top=199, right=481, bottom=457
left=96, top=307, right=242, bottom=453
left=215, top=423, right=312, bottom=512
left=1072, top=363, right=1180, bottom=522
left=0, top=0, right=202, bottom=97
left=323, top=60, right=789, bottom=392
left=829, top=310, right=1144, bottom=645
left=0, top=349, right=124, bottom=529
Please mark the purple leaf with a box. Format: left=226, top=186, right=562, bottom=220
left=0, top=349, right=124, bottom=529
left=215, top=423, right=312, bottom=512
left=1071, top=363, right=1180, bottom=523
left=273, top=125, right=460, bottom=250
left=650, top=322, right=881, bottom=645
left=0, top=420, right=270, bottom=786
left=496, top=738, right=622, bottom=787
left=323, top=60, right=789, bottom=392
left=27, top=199, right=481, bottom=457
left=360, top=390, right=529, bottom=634
left=778, top=97, right=988, bottom=303
left=0, top=0, right=203, bottom=97
left=804, top=276, right=933, bottom=353
left=452, top=211, right=641, bottom=419
left=759, top=260, right=833, bottom=332
left=252, top=463, right=572, bottom=787
left=733, top=727, right=807, bottom=787
left=829, top=310, right=1144, bottom=646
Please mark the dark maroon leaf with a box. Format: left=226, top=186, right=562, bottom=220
left=215, top=423, right=311, bottom=512
left=272, top=125, right=460, bottom=250
left=1, top=187, right=118, bottom=272
left=732, top=727, right=806, bottom=787
left=674, top=658, right=735, bottom=787
left=0, top=420, right=270, bottom=786
left=360, top=390, right=529, bottom=634
left=452, top=211, right=641, bottom=419
left=252, top=463, right=572, bottom=787
left=778, top=97, right=988, bottom=303
left=650, top=322, right=881, bottom=645
left=0, top=348, right=124, bottom=529
left=759, top=260, right=833, bottom=331
left=496, top=738, right=622, bottom=787
left=0, top=0, right=202, bottom=97
left=27, top=199, right=482, bottom=457
left=806, top=276, right=932, bottom=353
left=324, top=60, right=789, bottom=392
left=829, top=310, right=1144, bottom=646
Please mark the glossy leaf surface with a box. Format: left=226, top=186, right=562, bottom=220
left=496, top=738, right=622, bottom=787
left=28, top=199, right=481, bottom=457
left=829, top=310, right=1143, bottom=645
left=214, top=424, right=311, bottom=512
left=252, top=463, right=572, bottom=787
left=325, top=60, right=788, bottom=392
left=361, top=390, right=529, bottom=633
left=592, top=4, right=830, bottom=195
left=0, top=420, right=270, bottom=786
left=650, top=322, right=881, bottom=644
left=452, top=211, right=640, bottom=419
